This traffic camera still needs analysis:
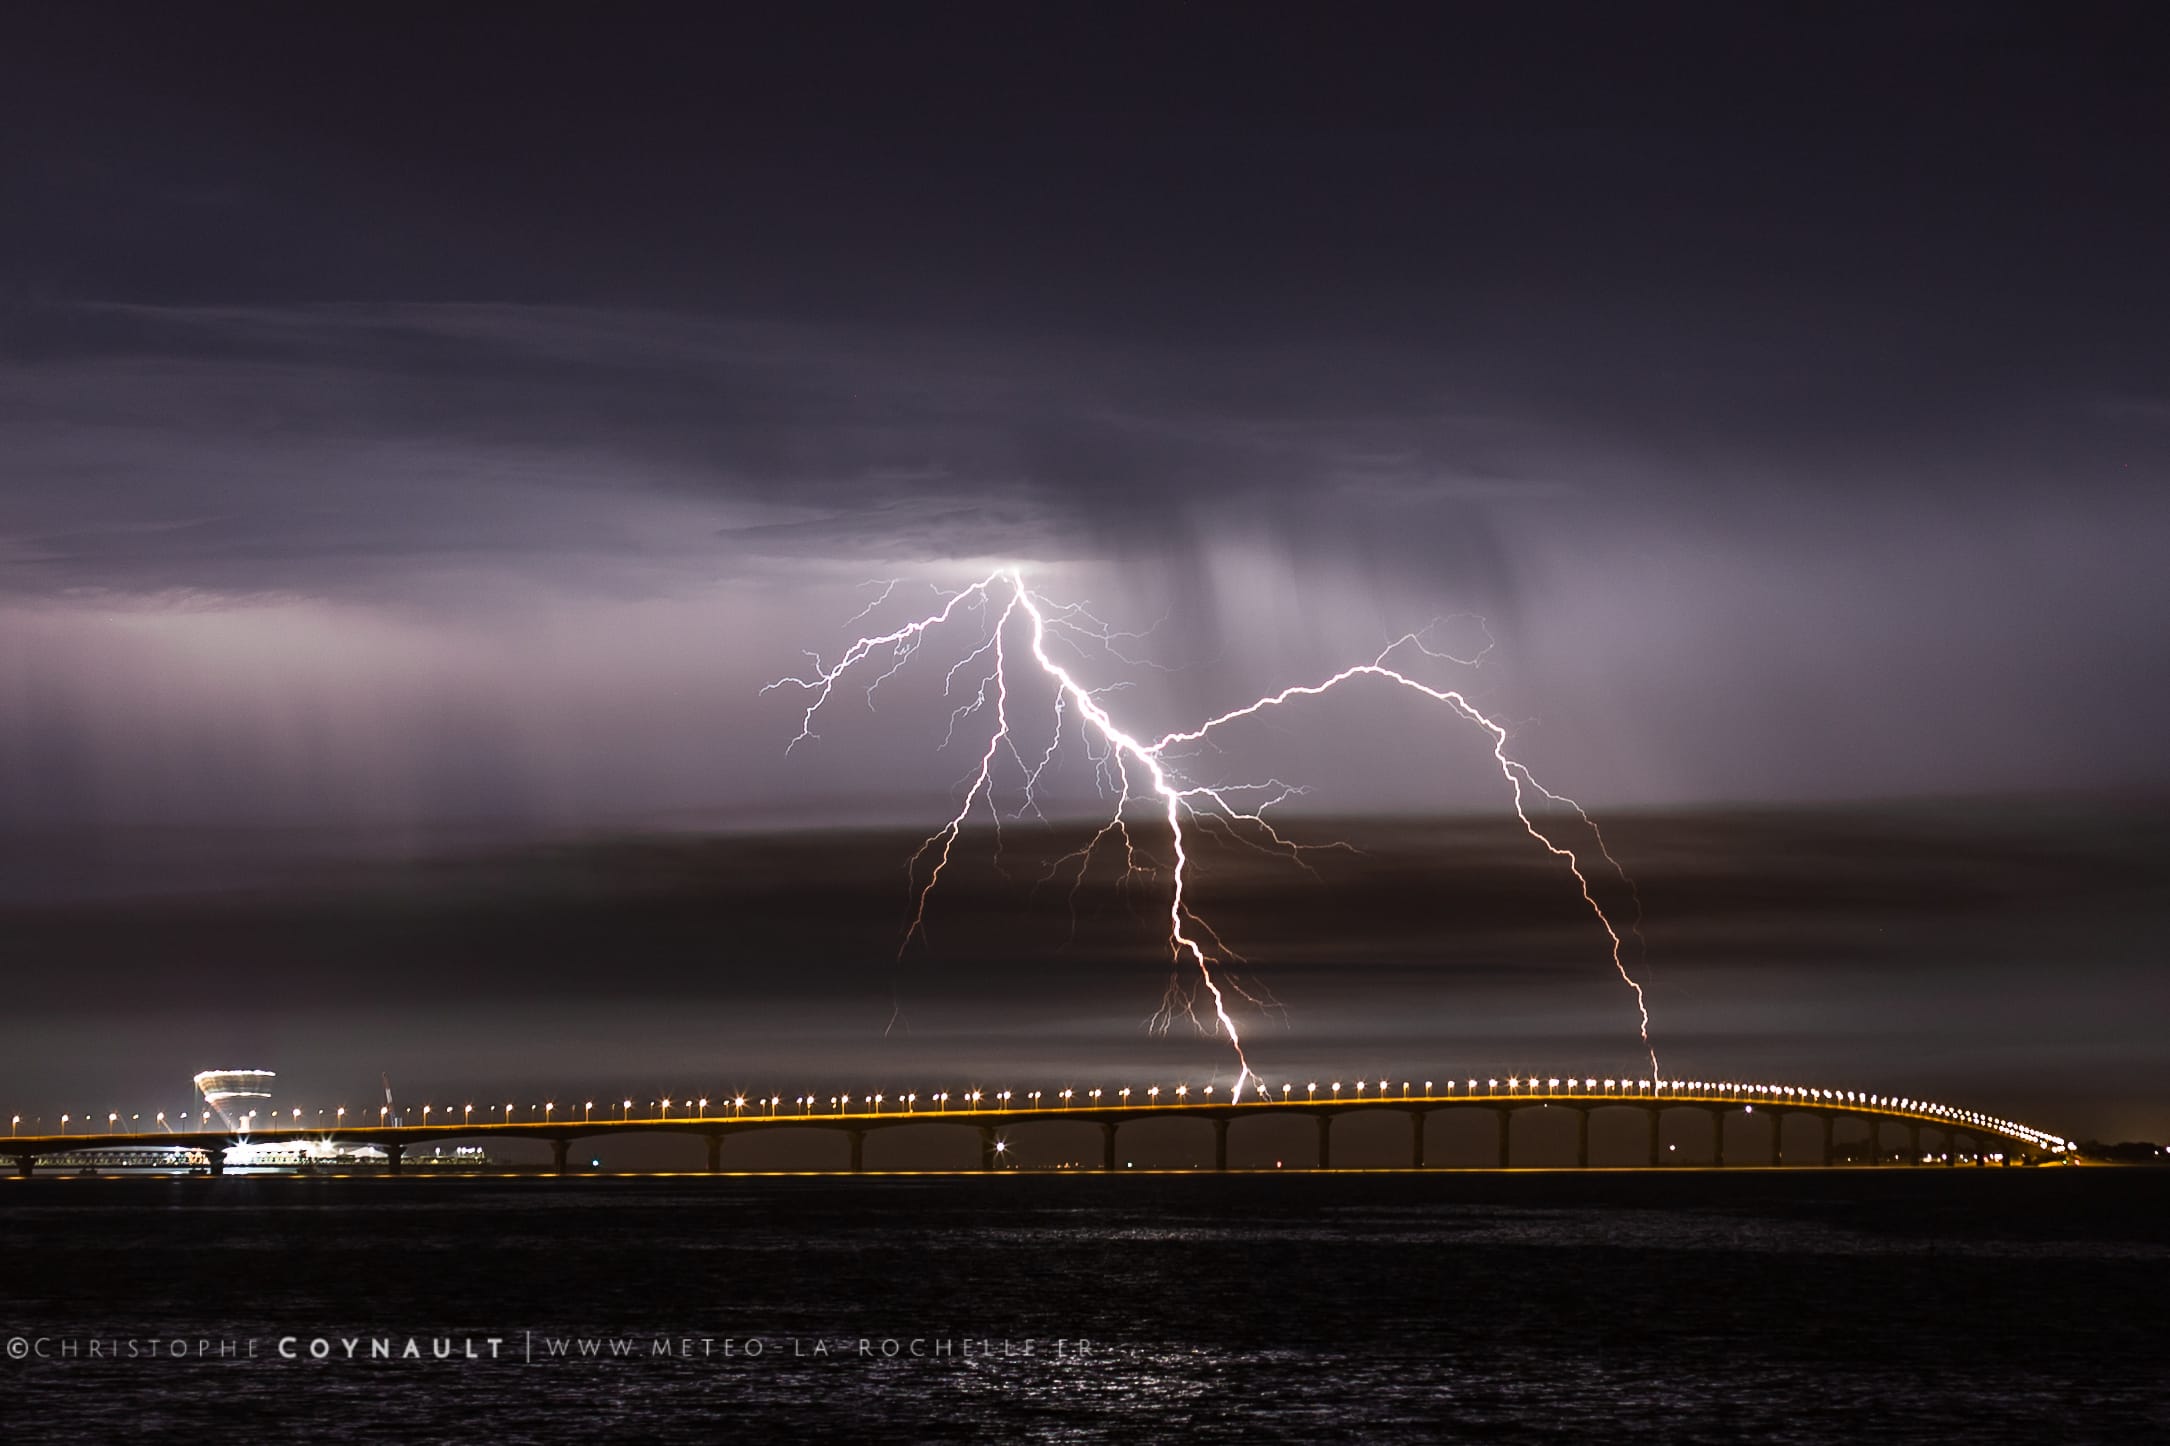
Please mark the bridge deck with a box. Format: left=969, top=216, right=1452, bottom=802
left=3, top=1079, right=2073, bottom=1174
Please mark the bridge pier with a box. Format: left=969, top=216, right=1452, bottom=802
left=1409, top=1110, right=1425, bottom=1170
left=1818, top=1114, right=1834, bottom=1168
left=1493, top=1108, right=1509, bottom=1169
left=706, top=1135, right=722, bottom=1173
left=1860, top=1116, right=1880, bottom=1165
left=1317, top=1114, right=1333, bottom=1171
left=978, top=1126, right=997, bottom=1172
left=551, top=1139, right=570, bottom=1176
left=1213, top=1117, right=1229, bottom=1173
left=1768, top=1114, right=1781, bottom=1167
left=1100, top=1122, right=1117, bottom=1172
left=1709, top=1108, right=1725, bottom=1168
left=382, top=1142, right=402, bottom=1176
left=12, top=1153, right=32, bottom=1178
left=1574, top=1108, right=1591, bottom=1169
left=1646, top=1107, right=1661, bottom=1167
left=847, top=1130, right=865, bottom=1174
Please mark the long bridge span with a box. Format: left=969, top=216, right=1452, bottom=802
left=4, top=1076, right=2075, bottom=1175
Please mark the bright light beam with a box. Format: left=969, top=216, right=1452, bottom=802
left=764, top=568, right=1658, bottom=1099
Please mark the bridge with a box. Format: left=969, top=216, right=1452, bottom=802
left=2, top=1075, right=2075, bottom=1175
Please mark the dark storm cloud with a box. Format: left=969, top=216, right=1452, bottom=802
left=5, top=278, right=2164, bottom=602
left=0, top=298, right=1571, bottom=599
left=0, top=3, right=2166, bottom=819
left=4, top=4, right=2164, bottom=592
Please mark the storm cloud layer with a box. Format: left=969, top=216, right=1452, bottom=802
left=4, top=6, right=2168, bottom=833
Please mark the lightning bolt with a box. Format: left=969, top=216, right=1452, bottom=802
left=763, top=568, right=1658, bottom=1099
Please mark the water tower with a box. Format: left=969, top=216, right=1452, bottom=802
left=193, top=1069, right=276, bottom=1130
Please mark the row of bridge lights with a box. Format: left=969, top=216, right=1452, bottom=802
left=5, top=1078, right=2069, bottom=1150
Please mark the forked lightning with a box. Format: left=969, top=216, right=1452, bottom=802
left=765, top=568, right=1656, bottom=1100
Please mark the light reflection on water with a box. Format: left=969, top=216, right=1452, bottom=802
left=0, top=1172, right=2163, bottom=1443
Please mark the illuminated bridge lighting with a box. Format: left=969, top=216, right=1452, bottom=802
left=1, top=1075, right=2076, bottom=1180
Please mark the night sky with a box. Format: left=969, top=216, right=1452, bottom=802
left=2, top=5, right=2164, bottom=1150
